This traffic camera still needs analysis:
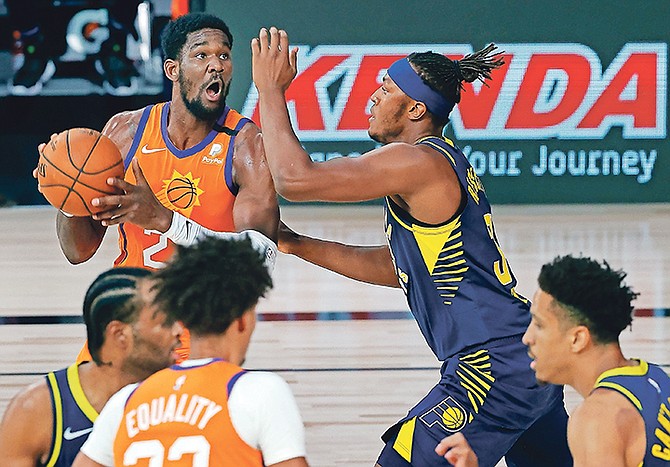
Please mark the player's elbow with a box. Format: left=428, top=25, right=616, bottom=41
left=62, top=248, right=95, bottom=265
left=273, top=174, right=315, bottom=202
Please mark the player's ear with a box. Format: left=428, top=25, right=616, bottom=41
left=164, top=59, right=179, bottom=82
left=236, top=315, right=247, bottom=333
left=570, top=325, right=590, bottom=353
left=408, top=101, right=428, bottom=121
left=236, top=309, right=257, bottom=334
left=107, top=320, right=132, bottom=349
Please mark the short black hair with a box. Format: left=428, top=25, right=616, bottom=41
left=408, top=44, right=504, bottom=124
left=84, top=267, right=152, bottom=365
left=538, top=255, right=639, bottom=344
left=160, top=12, right=233, bottom=60
left=152, top=236, right=272, bottom=336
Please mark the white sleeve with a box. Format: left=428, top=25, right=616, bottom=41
left=228, top=372, right=306, bottom=465
left=79, top=383, right=138, bottom=466
left=153, top=212, right=277, bottom=271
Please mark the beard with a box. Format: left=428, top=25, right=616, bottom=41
left=178, top=71, right=229, bottom=121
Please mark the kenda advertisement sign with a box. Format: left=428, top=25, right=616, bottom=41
left=242, top=42, right=668, bottom=203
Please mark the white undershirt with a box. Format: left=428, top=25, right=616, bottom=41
left=80, top=360, right=306, bottom=466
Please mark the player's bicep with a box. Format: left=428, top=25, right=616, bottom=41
left=101, top=110, right=142, bottom=158
left=0, top=383, right=52, bottom=464
left=567, top=399, right=628, bottom=467
left=274, top=143, right=430, bottom=203
left=233, top=127, right=279, bottom=241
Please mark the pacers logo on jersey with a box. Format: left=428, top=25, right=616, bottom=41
left=419, top=396, right=468, bottom=432
left=157, top=170, right=204, bottom=216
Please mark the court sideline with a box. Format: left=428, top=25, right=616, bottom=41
left=1, top=203, right=668, bottom=466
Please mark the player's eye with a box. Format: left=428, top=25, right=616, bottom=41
left=220, top=53, right=229, bottom=60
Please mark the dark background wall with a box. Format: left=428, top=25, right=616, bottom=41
left=0, top=0, right=668, bottom=205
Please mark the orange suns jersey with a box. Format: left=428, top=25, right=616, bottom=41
left=113, top=359, right=263, bottom=467
left=114, top=102, right=250, bottom=270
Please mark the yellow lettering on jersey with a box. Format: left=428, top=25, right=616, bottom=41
left=653, top=398, right=670, bottom=460
left=483, top=213, right=512, bottom=286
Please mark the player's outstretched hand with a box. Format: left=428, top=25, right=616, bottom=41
left=91, top=158, right=173, bottom=232
left=251, top=26, right=298, bottom=94
left=435, top=433, right=479, bottom=467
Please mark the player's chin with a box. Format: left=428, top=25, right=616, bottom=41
left=367, top=127, right=383, bottom=143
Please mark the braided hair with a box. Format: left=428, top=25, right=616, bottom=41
left=408, top=44, right=505, bottom=121
left=84, top=267, right=152, bottom=365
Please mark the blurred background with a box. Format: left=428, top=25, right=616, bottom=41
left=0, top=0, right=667, bottom=207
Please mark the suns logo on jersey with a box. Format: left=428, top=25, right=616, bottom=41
left=157, top=170, right=204, bottom=216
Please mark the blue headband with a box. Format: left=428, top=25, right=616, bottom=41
left=387, top=58, right=455, bottom=119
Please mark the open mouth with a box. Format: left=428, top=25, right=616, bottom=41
left=205, top=79, right=223, bottom=100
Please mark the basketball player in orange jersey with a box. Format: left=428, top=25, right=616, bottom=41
left=73, top=236, right=308, bottom=467
left=36, top=13, right=279, bottom=362
left=0, top=267, right=182, bottom=467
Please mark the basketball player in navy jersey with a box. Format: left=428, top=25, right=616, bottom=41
left=252, top=28, right=572, bottom=466
left=436, top=255, right=670, bottom=466
left=0, top=268, right=182, bottom=466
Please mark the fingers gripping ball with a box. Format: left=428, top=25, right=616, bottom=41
left=37, top=128, right=124, bottom=217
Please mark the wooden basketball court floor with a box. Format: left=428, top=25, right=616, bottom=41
left=1, top=203, right=668, bottom=466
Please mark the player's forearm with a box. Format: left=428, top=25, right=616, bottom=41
left=56, top=213, right=106, bottom=264
left=282, top=234, right=399, bottom=287
left=258, top=91, right=315, bottom=199
left=234, top=205, right=279, bottom=244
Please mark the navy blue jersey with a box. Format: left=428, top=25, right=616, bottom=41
left=593, top=360, right=670, bottom=466
left=44, top=363, right=98, bottom=467
left=384, top=136, right=530, bottom=360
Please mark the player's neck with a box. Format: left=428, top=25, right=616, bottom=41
left=571, top=345, right=632, bottom=397
left=78, top=361, right=135, bottom=413
left=396, top=123, right=443, bottom=145
left=165, top=99, right=218, bottom=150
left=188, top=335, right=242, bottom=366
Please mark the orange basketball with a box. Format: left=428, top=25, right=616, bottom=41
left=37, top=128, right=124, bottom=217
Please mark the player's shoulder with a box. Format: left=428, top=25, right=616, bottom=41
left=231, top=118, right=263, bottom=163
left=574, top=388, right=641, bottom=428
left=235, top=117, right=261, bottom=142
left=3, top=377, right=51, bottom=421
left=106, top=108, right=146, bottom=128
left=102, top=108, right=147, bottom=154
left=232, top=371, right=292, bottom=399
